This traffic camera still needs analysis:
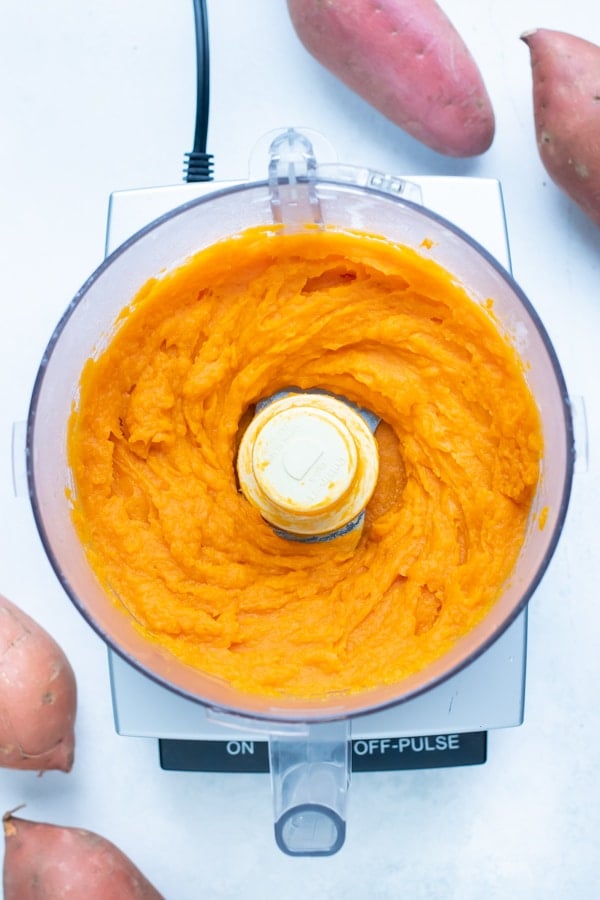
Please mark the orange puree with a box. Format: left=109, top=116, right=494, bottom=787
left=67, top=226, right=542, bottom=698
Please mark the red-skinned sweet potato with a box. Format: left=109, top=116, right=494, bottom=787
left=0, top=594, right=76, bottom=773
left=3, top=812, right=164, bottom=899
left=522, top=28, right=600, bottom=228
left=286, top=0, right=495, bottom=157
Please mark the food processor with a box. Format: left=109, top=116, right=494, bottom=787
left=25, top=128, right=574, bottom=855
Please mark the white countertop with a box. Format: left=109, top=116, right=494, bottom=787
left=1, top=1, right=599, bottom=897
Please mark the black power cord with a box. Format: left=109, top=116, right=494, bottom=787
left=184, top=0, right=214, bottom=182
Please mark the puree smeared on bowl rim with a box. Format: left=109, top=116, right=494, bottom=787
left=67, top=225, right=542, bottom=698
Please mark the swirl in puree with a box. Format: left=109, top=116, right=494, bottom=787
left=67, top=226, right=542, bottom=698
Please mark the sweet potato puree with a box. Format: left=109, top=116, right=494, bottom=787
left=67, top=226, right=542, bottom=698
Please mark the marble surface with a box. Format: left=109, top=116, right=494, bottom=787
left=1, top=1, right=599, bottom=897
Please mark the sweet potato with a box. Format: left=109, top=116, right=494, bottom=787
left=0, top=594, right=76, bottom=773
left=522, top=28, right=600, bottom=228
left=3, top=812, right=164, bottom=899
left=286, top=0, right=495, bottom=156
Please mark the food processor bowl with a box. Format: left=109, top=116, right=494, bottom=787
left=26, top=129, right=574, bottom=854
